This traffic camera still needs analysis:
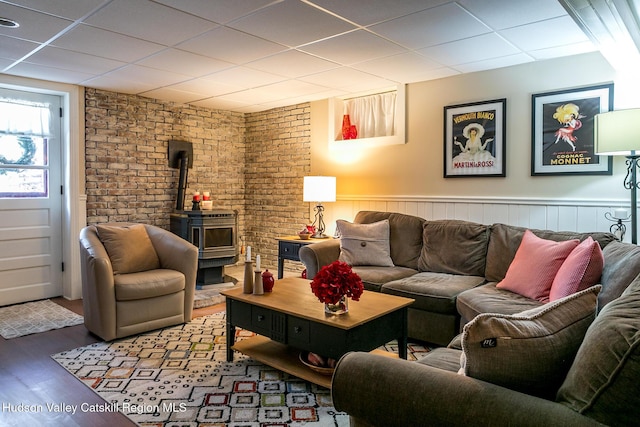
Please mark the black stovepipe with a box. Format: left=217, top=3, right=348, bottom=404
left=176, top=150, right=189, bottom=211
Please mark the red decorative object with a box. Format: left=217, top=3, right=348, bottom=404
left=262, top=269, right=275, bottom=292
left=310, top=260, right=364, bottom=305
left=341, top=115, right=357, bottom=140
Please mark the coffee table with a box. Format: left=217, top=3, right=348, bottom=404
left=221, top=277, right=414, bottom=388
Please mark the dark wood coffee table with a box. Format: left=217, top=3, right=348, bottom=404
left=221, top=277, right=414, bottom=388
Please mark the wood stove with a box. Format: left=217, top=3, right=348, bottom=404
left=170, top=209, right=238, bottom=287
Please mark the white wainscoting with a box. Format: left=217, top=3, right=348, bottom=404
left=317, top=196, right=632, bottom=243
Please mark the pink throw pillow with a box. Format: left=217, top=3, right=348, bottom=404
left=549, top=237, right=604, bottom=301
left=496, top=230, right=579, bottom=302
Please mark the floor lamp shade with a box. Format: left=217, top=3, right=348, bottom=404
left=595, top=109, right=640, bottom=156
left=595, top=109, right=640, bottom=244
left=303, top=176, right=336, bottom=203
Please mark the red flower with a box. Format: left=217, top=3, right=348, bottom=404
left=310, top=260, right=364, bottom=304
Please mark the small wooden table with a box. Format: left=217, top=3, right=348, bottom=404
left=276, top=235, right=332, bottom=279
left=221, top=277, right=414, bottom=388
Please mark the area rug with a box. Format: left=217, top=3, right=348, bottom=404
left=0, top=299, right=84, bottom=339
left=52, top=312, right=431, bottom=426
left=193, top=282, right=236, bottom=308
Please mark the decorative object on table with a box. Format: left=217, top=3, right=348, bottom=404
left=303, top=176, right=336, bottom=238
left=201, top=191, right=213, bottom=210
left=299, top=351, right=337, bottom=375
left=444, top=98, right=506, bottom=178
left=595, top=108, right=640, bottom=243
left=262, top=269, right=274, bottom=292
left=341, top=111, right=357, bottom=140
left=310, top=260, right=364, bottom=315
left=192, top=190, right=201, bottom=210
left=532, top=83, right=613, bottom=176
left=253, top=254, right=264, bottom=295
left=604, top=208, right=631, bottom=241
left=298, top=224, right=314, bottom=240
left=243, top=245, right=253, bottom=294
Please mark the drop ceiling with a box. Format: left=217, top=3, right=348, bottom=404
left=0, top=0, right=637, bottom=113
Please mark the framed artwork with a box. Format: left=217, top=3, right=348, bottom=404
left=444, top=98, right=506, bottom=178
left=531, top=83, right=613, bottom=176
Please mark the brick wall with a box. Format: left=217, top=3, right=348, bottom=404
left=84, top=88, right=311, bottom=271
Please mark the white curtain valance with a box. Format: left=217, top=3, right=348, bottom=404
left=0, top=98, right=52, bottom=137
left=345, top=91, right=396, bottom=139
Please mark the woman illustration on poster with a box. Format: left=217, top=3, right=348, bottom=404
left=553, top=103, right=585, bottom=152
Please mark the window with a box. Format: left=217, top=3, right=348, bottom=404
left=0, top=98, right=52, bottom=197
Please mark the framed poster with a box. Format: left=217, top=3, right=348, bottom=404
left=444, top=98, right=506, bottom=178
left=531, top=83, right=613, bottom=176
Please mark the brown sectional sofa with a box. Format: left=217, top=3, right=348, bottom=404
left=299, top=210, right=619, bottom=346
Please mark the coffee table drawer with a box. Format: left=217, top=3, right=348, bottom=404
left=251, top=306, right=272, bottom=336
left=288, top=317, right=310, bottom=346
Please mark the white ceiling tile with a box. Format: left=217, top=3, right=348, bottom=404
left=299, top=30, right=407, bottom=65
left=177, top=27, right=287, bottom=65
left=153, top=0, right=277, bottom=24
left=246, top=50, right=339, bottom=78
left=500, top=16, right=590, bottom=51
left=298, top=67, right=396, bottom=91
left=52, top=25, right=166, bottom=62
left=83, top=0, right=217, bottom=46
left=98, top=64, right=191, bottom=88
left=418, top=33, right=521, bottom=66
left=25, top=46, right=125, bottom=75
left=6, top=62, right=93, bottom=84
left=203, top=66, right=285, bottom=88
left=5, top=0, right=109, bottom=20
left=191, top=97, right=251, bottom=111
left=168, top=78, right=241, bottom=97
left=453, top=53, right=534, bottom=74
left=370, top=3, right=491, bottom=49
left=309, top=0, right=448, bottom=26
left=527, top=41, right=597, bottom=60
left=458, top=0, right=567, bottom=30
left=0, top=35, right=39, bottom=61
left=140, top=87, right=205, bottom=104
left=228, top=0, right=356, bottom=47
left=0, top=3, right=73, bottom=42
left=81, top=74, right=157, bottom=94
left=136, top=49, right=234, bottom=77
left=351, top=52, right=443, bottom=82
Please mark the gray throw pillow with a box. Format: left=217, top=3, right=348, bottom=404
left=460, top=285, right=601, bottom=398
left=337, top=219, right=394, bottom=267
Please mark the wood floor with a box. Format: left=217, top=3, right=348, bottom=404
left=0, top=290, right=225, bottom=426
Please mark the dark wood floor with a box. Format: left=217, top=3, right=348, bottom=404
left=0, top=297, right=225, bottom=427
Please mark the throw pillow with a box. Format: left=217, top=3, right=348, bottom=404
left=556, top=276, right=640, bottom=426
left=549, top=237, right=604, bottom=301
left=336, top=219, right=394, bottom=267
left=96, top=224, right=161, bottom=274
left=496, top=230, right=579, bottom=302
left=460, top=285, right=601, bottom=398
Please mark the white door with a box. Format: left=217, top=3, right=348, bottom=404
left=0, top=88, right=63, bottom=306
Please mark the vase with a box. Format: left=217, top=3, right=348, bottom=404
left=325, top=295, right=349, bottom=315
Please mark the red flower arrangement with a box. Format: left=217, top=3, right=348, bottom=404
left=310, top=260, right=364, bottom=305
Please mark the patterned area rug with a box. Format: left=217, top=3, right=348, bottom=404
left=0, top=299, right=84, bottom=339
left=52, top=312, right=431, bottom=426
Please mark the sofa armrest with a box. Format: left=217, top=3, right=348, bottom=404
left=299, top=239, right=341, bottom=278
left=332, top=352, right=603, bottom=427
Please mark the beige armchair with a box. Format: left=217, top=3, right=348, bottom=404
left=79, top=222, right=198, bottom=341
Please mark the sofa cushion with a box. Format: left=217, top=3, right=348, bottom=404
left=416, top=347, right=462, bottom=373
left=96, top=224, right=161, bottom=274
left=418, top=220, right=489, bottom=276
left=457, top=283, right=543, bottom=325
left=485, top=223, right=617, bottom=283
left=556, top=275, right=640, bottom=426
left=599, top=241, right=640, bottom=310
left=460, top=285, right=600, bottom=398
left=337, top=219, right=394, bottom=267
left=351, top=266, right=418, bottom=292
left=354, top=211, right=424, bottom=269
left=549, top=237, right=604, bottom=301
left=114, top=269, right=185, bottom=301
left=383, top=272, right=485, bottom=315
left=496, top=230, right=579, bottom=302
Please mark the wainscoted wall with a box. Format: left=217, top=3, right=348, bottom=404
left=320, top=196, right=629, bottom=243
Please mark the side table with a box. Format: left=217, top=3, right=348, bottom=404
left=276, top=235, right=332, bottom=279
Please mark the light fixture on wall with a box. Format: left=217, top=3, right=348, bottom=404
left=595, top=108, right=640, bottom=244
left=303, top=176, right=336, bottom=238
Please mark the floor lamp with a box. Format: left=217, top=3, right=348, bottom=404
left=303, top=176, right=336, bottom=238
left=595, top=109, right=640, bottom=244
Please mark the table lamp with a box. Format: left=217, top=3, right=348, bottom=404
left=303, top=176, right=336, bottom=238
left=595, top=108, right=640, bottom=244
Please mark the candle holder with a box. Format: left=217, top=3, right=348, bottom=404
left=605, top=210, right=631, bottom=241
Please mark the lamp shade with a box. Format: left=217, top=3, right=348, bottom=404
left=595, top=109, right=640, bottom=156
left=303, top=176, right=336, bottom=202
